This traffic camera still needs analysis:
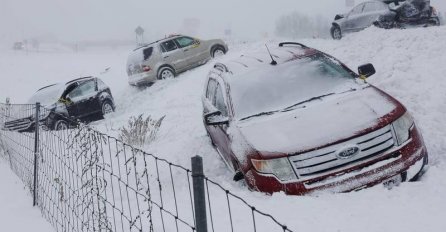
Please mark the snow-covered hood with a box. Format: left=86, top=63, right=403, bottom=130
left=237, top=86, right=401, bottom=156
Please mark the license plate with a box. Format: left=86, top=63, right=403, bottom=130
left=383, top=175, right=403, bottom=189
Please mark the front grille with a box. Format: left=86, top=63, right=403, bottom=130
left=3, top=118, right=33, bottom=132
left=289, top=125, right=396, bottom=179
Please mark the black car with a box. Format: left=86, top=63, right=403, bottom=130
left=3, top=77, right=115, bottom=132
left=331, top=0, right=440, bottom=40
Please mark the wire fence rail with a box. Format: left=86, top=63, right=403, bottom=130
left=0, top=102, right=294, bottom=232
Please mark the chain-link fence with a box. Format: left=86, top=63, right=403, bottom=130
left=0, top=102, right=294, bottom=232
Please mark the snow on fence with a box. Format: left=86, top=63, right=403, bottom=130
left=0, top=102, right=294, bottom=232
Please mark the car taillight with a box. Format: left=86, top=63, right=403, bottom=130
left=142, top=65, right=151, bottom=72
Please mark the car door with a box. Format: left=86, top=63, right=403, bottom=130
left=211, top=82, right=234, bottom=168
left=175, top=36, right=208, bottom=67
left=160, top=39, right=188, bottom=72
left=204, top=78, right=234, bottom=169
left=345, top=3, right=366, bottom=31
left=65, top=80, right=100, bottom=119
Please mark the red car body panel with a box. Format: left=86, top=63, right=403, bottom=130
left=203, top=44, right=428, bottom=195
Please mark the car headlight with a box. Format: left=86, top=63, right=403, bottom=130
left=392, top=112, right=414, bottom=146
left=251, top=157, right=297, bottom=182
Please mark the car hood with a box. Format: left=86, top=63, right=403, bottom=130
left=237, top=86, right=402, bottom=157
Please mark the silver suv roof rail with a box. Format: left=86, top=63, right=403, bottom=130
left=279, top=42, right=308, bottom=48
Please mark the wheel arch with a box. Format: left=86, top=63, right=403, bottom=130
left=157, top=64, right=176, bottom=76
left=210, top=44, right=226, bottom=56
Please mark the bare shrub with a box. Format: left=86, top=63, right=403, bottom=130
left=119, top=114, right=165, bottom=147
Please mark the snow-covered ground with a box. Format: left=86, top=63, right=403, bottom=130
left=0, top=160, right=54, bottom=231
left=1, top=26, right=446, bottom=232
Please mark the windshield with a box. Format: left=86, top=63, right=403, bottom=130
left=27, top=84, right=65, bottom=106
left=230, top=54, right=361, bottom=120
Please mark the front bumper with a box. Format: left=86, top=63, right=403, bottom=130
left=244, top=125, right=428, bottom=195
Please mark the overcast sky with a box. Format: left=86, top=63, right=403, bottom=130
left=1, top=0, right=445, bottom=44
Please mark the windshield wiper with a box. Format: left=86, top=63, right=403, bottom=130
left=282, top=92, right=335, bottom=111
left=240, top=110, right=279, bottom=121
left=282, top=88, right=358, bottom=112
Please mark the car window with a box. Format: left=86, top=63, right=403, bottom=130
left=376, top=2, right=389, bottom=11
left=206, top=79, right=217, bottom=100
left=97, top=79, right=107, bottom=91
left=214, top=83, right=228, bottom=116
left=230, top=54, right=361, bottom=120
left=160, top=40, right=178, bottom=53
left=350, top=3, right=364, bottom=15
left=67, top=81, right=96, bottom=100
left=143, top=47, right=153, bottom=60
left=175, top=37, right=195, bottom=48
left=363, top=3, right=377, bottom=12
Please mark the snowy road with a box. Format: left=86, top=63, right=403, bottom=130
left=1, top=26, right=446, bottom=232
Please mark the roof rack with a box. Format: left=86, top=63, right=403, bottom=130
left=214, top=63, right=230, bottom=73
left=279, top=42, right=308, bottom=48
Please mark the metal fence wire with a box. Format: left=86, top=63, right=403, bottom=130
left=0, top=102, right=294, bottom=232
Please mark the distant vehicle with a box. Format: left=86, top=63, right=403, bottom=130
left=127, top=35, right=228, bottom=86
left=3, top=77, right=115, bottom=132
left=202, top=42, right=428, bottom=195
left=331, top=0, right=440, bottom=40
left=13, top=42, right=25, bottom=50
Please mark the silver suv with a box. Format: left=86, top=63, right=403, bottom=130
left=127, top=35, right=228, bottom=86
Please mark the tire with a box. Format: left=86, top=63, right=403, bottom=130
left=211, top=46, right=226, bottom=58
left=54, top=119, right=69, bottom=131
left=101, top=100, right=114, bottom=116
left=331, top=25, right=342, bottom=40
left=157, top=66, right=175, bottom=80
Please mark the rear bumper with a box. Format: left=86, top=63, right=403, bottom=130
left=244, top=125, right=428, bottom=195
left=128, top=72, right=157, bottom=86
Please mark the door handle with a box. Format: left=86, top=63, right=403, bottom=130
left=164, top=56, right=169, bottom=58
left=184, top=49, right=189, bottom=52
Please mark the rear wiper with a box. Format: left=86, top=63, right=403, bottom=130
left=282, top=92, right=335, bottom=112
left=240, top=110, right=279, bottom=121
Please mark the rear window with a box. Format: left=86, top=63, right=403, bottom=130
left=127, top=47, right=153, bottom=76
left=143, top=47, right=153, bottom=60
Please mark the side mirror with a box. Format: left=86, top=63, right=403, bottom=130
left=204, top=110, right=229, bottom=126
left=334, top=14, right=345, bottom=20
left=358, top=63, right=376, bottom=79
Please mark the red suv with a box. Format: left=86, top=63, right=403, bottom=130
left=202, top=42, right=428, bottom=195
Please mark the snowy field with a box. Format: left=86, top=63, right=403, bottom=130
left=0, top=160, right=53, bottom=231
left=1, top=26, right=446, bottom=232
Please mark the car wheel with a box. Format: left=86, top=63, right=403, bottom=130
left=54, top=120, right=69, bottom=131
left=157, top=67, right=175, bottom=80
left=212, top=46, right=226, bottom=58
left=101, top=101, right=114, bottom=116
left=331, top=26, right=342, bottom=40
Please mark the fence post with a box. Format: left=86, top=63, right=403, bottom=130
left=33, top=102, right=40, bottom=206
left=191, top=156, right=208, bottom=232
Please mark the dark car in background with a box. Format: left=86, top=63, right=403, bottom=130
left=3, top=77, right=115, bottom=132
left=202, top=42, right=428, bottom=195
left=331, top=0, right=440, bottom=39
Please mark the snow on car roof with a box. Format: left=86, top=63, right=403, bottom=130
left=217, top=43, right=317, bottom=77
